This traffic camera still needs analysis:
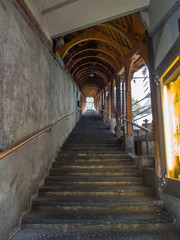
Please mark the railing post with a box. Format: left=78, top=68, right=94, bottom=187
left=143, top=119, right=149, bottom=156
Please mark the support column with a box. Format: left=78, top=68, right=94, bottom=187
left=111, top=79, right=115, bottom=116
left=122, top=77, right=125, bottom=136
left=125, top=61, right=134, bottom=135
left=116, top=76, right=121, bottom=125
left=104, top=88, right=107, bottom=119
left=115, top=75, right=121, bottom=137
left=108, top=82, right=112, bottom=119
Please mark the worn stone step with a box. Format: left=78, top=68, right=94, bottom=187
left=39, top=185, right=149, bottom=193
left=38, top=186, right=151, bottom=197
left=12, top=227, right=180, bottom=240
left=58, top=152, right=130, bottom=157
left=32, top=202, right=162, bottom=212
left=49, top=172, right=138, bottom=177
left=53, top=160, right=134, bottom=167
left=57, top=155, right=132, bottom=161
left=50, top=167, right=138, bottom=173
left=52, top=164, right=136, bottom=169
left=45, top=175, right=142, bottom=183
left=32, top=193, right=161, bottom=206
left=22, top=208, right=173, bottom=226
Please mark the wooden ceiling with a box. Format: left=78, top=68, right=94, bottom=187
left=55, top=12, right=147, bottom=97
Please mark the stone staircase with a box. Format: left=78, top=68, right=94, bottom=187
left=12, top=110, right=180, bottom=239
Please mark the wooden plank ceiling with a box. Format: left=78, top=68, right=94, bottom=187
left=55, top=12, right=147, bottom=97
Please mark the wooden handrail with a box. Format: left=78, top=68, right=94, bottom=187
left=0, top=108, right=84, bottom=160
left=123, top=118, right=152, bottom=133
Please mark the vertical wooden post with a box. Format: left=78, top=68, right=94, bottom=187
left=116, top=75, right=121, bottom=128
left=122, top=77, right=125, bottom=136
left=104, top=88, right=107, bottom=119
left=111, top=79, right=115, bottom=116
left=108, top=82, right=112, bottom=119
left=125, top=61, right=134, bottom=135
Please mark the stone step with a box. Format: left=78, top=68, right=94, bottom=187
left=38, top=186, right=151, bottom=197
left=61, top=146, right=121, bottom=150
left=32, top=193, right=162, bottom=208
left=12, top=227, right=180, bottom=240
left=52, top=160, right=135, bottom=167
left=58, top=152, right=130, bottom=157
left=45, top=175, right=142, bottom=183
left=57, top=155, right=132, bottom=161
left=22, top=209, right=173, bottom=226
left=52, top=164, right=136, bottom=169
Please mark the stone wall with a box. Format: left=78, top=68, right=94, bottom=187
left=0, top=1, right=80, bottom=239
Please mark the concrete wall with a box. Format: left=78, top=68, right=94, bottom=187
left=0, top=1, right=80, bottom=239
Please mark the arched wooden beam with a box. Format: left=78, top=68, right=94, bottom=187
left=97, top=23, right=133, bottom=48
left=76, top=70, right=108, bottom=84
left=74, top=66, right=110, bottom=80
left=78, top=75, right=105, bottom=89
left=75, top=68, right=109, bottom=81
left=58, top=29, right=126, bottom=59
left=65, top=45, right=122, bottom=67
left=72, top=61, right=113, bottom=78
left=81, top=82, right=100, bottom=91
left=68, top=54, right=118, bottom=73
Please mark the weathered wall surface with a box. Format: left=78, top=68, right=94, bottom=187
left=0, top=1, right=80, bottom=239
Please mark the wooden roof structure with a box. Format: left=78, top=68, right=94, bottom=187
left=55, top=12, right=147, bottom=97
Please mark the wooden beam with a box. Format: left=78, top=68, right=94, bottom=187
left=65, top=45, right=122, bottom=67
left=58, top=29, right=126, bottom=59
left=74, top=66, right=110, bottom=80
left=116, top=35, right=147, bottom=75
left=71, top=61, right=113, bottom=77
left=98, top=23, right=135, bottom=47
left=68, top=54, right=119, bottom=73
left=76, top=70, right=108, bottom=84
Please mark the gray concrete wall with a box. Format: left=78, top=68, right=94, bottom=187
left=0, top=1, right=80, bottom=239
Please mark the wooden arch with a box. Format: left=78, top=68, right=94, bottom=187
left=71, top=61, right=114, bottom=78
left=66, top=45, right=122, bottom=67
left=58, top=29, right=126, bottom=59
left=68, top=54, right=118, bottom=73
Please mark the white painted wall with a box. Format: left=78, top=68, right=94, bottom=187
left=152, top=6, right=180, bottom=68
left=24, top=0, right=51, bottom=40
left=148, top=0, right=178, bottom=33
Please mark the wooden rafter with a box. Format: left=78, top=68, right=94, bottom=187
left=71, top=61, right=113, bottom=77
left=74, top=66, right=110, bottom=79
left=76, top=70, right=108, bottom=84
left=65, top=45, right=122, bottom=67
left=58, top=29, right=126, bottom=59
left=68, top=54, right=119, bottom=73
left=98, top=23, right=134, bottom=47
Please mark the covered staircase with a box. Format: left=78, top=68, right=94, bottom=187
left=13, top=110, right=180, bottom=239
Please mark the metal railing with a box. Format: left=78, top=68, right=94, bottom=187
left=94, top=106, right=152, bottom=156
left=0, top=107, right=84, bottom=160
left=94, top=106, right=116, bottom=117
left=123, top=118, right=152, bottom=133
